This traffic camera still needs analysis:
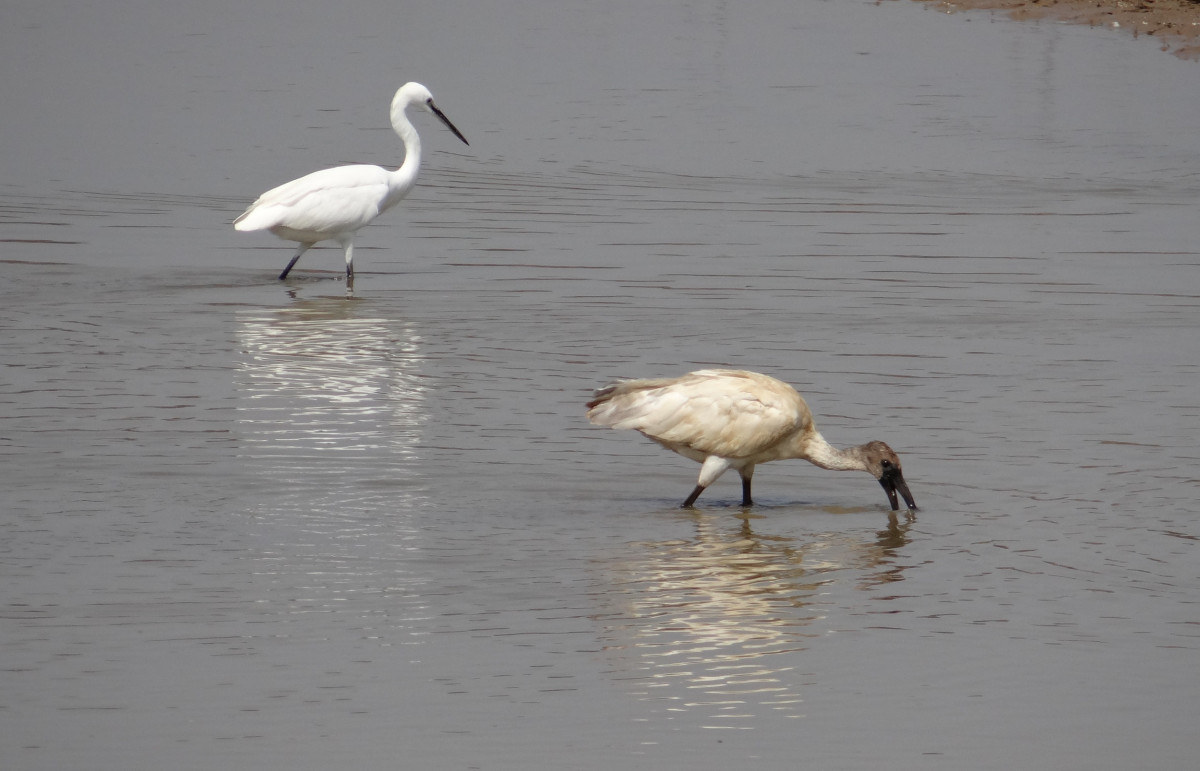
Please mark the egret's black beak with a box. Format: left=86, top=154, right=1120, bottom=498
left=428, top=100, right=469, bottom=146
left=879, top=466, right=918, bottom=511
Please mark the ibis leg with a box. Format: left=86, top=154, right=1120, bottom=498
left=740, top=477, right=754, bottom=507
left=682, top=485, right=705, bottom=508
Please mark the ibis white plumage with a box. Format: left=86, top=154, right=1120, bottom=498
left=587, top=369, right=917, bottom=510
left=234, top=82, right=468, bottom=282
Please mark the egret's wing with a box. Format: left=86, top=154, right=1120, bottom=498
left=234, top=166, right=391, bottom=233
left=588, top=370, right=806, bottom=458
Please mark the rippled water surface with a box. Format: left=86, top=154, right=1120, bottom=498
left=3, top=2, right=1199, bottom=769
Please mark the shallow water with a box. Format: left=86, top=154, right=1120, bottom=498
left=3, top=2, right=1199, bottom=769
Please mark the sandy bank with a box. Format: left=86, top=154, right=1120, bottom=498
left=918, top=0, right=1200, bottom=58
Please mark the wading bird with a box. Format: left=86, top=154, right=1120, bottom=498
left=586, top=369, right=917, bottom=510
left=234, top=82, right=468, bottom=282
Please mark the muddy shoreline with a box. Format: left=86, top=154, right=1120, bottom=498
left=917, top=0, right=1200, bottom=57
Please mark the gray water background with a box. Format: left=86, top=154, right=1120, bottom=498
left=2, top=1, right=1198, bottom=769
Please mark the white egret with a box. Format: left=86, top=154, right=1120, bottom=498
left=587, top=369, right=917, bottom=510
left=234, top=82, right=468, bottom=281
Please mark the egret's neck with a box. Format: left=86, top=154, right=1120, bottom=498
left=800, top=432, right=868, bottom=472
left=389, top=111, right=422, bottom=193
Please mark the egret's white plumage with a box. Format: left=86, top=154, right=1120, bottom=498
left=587, top=369, right=917, bottom=510
left=234, top=82, right=468, bottom=281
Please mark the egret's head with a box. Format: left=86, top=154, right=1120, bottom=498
left=392, top=82, right=468, bottom=146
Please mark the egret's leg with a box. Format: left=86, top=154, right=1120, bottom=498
left=340, top=237, right=355, bottom=279
left=279, top=243, right=312, bottom=280
left=682, top=485, right=706, bottom=509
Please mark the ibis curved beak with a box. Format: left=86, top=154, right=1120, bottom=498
left=429, top=100, right=469, bottom=146
left=879, top=466, right=918, bottom=511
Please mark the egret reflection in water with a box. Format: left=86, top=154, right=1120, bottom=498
left=234, top=296, right=429, bottom=523
left=595, top=512, right=914, bottom=727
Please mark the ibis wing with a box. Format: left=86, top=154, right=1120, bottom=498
left=588, top=370, right=806, bottom=459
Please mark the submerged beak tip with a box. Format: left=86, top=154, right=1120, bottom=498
left=879, top=472, right=916, bottom=512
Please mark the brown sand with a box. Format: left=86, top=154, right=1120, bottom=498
left=916, top=0, right=1200, bottom=58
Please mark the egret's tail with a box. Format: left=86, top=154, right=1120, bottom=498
left=233, top=205, right=273, bottom=232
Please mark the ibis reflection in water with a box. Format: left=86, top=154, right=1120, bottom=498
left=594, top=512, right=915, bottom=726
